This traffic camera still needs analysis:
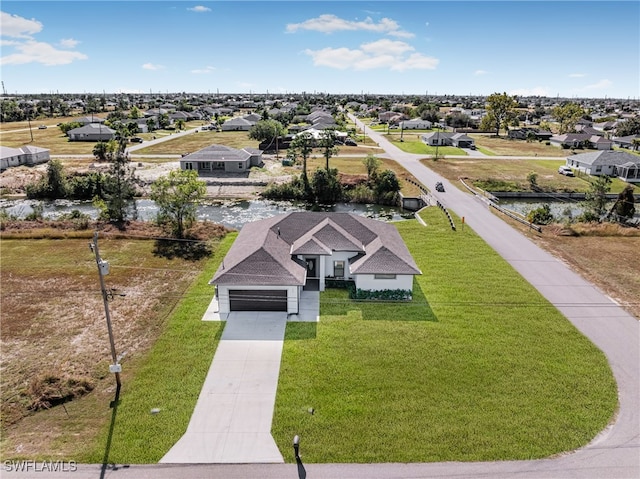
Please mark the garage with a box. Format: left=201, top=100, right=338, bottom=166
left=228, top=289, right=288, bottom=312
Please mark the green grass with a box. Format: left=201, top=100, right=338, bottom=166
left=272, top=209, right=616, bottom=463
left=78, top=233, right=237, bottom=463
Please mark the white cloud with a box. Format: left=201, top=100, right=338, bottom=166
left=0, top=11, right=42, bottom=38
left=569, top=73, right=586, bottom=78
left=574, top=79, right=612, bottom=92
left=474, top=70, right=488, bottom=76
left=142, top=63, right=165, bottom=70
left=1, top=40, right=87, bottom=66
left=191, top=66, right=216, bottom=74
left=286, top=14, right=413, bottom=38
left=303, top=39, right=438, bottom=72
left=508, top=87, right=550, bottom=97
left=59, top=38, right=80, bottom=48
left=1, top=39, right=19, bottom=46
left=188, top=6, right=211, bottom=13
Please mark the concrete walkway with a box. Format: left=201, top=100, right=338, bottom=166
left=160, top=291, right=319, bottom=463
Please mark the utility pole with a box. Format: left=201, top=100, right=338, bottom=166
left=90, top=232, right=122, bottom=390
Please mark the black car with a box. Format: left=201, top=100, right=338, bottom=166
left=435, top=182, right=445, bottom=192
left=130, top=137, right=143, bottom=143
left=344, top=138, right=357, bottom=146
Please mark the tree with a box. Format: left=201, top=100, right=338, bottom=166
left=150, top=169, right=206, bottom=238
left=527, top=204, right=554, bottom=225
left=174, top=119, right=185, bottom=131
left=25, top=159, right=68, bottom=199
left=613, top=184, right=636, bottom=221
left=288, top=132, right=314, bottom=192
left=318, top=129, right=340, bottom=170
left=363, top=154, right=381, bottom=182
left=582, top=176, right=612, bottom=221
left=97, top=138, right=138, bottom=223
left=614, top=117, right=640, bottom=137
left=485, top=92, right=518, bottom=136
left=128, top=106, right=141, bottom=119
left=249, top=118, right=284, bottom=141
left=552, top=103, right=584, bottom=134
left=527, top=171, right=539, bottom=191
left=374, top=170, right=401, bottom=204
left=146, top=118, right=157, bottom=133
left=93, top=141, right=110, bottom=161
left=311, top=168, right=343, bottom=204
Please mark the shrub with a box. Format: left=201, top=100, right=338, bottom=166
left=27, top=373, right=94, bottom=411
left=353, top=289, right=413, bottom=301
left=526, top=204, right=554, bottom=225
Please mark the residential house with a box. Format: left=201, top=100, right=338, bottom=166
left=507, top=128, right=553, bottom=141
left=0, top=145, right=50, bottom=171
left=210, top=212, right=422, bottom=314
left=612, top=134, right=640, bottom=150
left=549, top=133, right=613, bottom=150
left=399, top=118, right=432, bottom=130
left=180, top=144, right=263, bottom=174
left=67, top=123, right=116, bottom=141
left=220, top=116, right=256, bottom=131
left=421, top=132, right=475, bottom=148
left=74, top=116, right=106, bottom=125
left=566, top=150, right=640, bottom=183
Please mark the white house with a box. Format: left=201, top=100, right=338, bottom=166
left=0, top=145, right=50, bottom=171
left=566, top=150, right=640, bottom=183
left=399, top=118, right=432, bottom=130
left=180, top=144, right=263, bottom=174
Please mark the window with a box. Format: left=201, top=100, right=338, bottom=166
left=374, top=273, right=396, bottom=280
left=595, top=166, right=602, bottom=173
left=238, top=162, right=243, bottom=169
left=184, top=162, right=193, bottom=170
left=334, top=261, right=345, bottom=278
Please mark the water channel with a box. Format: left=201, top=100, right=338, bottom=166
left=2, top=197, right=637, bottom=228
left=0, top=198, right=414, bottom=229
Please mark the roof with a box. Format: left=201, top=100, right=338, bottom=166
left=569, top=150, right=640, bottom=167
left=211, top=212, right=421, bottom=286
left=181, top=144, right=253, bottom=162
left=68, top=123, right=116, bottom=134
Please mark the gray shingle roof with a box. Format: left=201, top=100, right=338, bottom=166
left=182, top=144, right=251, bottom=162
left=211, top=212, right=421, bottom=286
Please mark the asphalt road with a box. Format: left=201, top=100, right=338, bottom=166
left=5, top=119, right=638, bottom=479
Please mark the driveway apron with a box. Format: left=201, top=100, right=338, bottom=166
left=160, top=312, right=288, bottom=463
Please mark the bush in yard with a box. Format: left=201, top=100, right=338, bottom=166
left=354, top=289, right=413, bottom=301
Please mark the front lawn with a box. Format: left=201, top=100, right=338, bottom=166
left=272, top=208, right=616, bottom=463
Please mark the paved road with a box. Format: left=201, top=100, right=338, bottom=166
left=5, top=120, right=638, bottom=479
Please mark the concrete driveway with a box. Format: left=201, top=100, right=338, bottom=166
left=160, top=290, right=319, bottom=463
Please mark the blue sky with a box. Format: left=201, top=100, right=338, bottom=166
left=1, top=1, right=639, bottom=98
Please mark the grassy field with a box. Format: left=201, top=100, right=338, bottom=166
left=422, top=157, right=637, bottom=194
left=471, top=135, right=568, bottom=157
left=272, top=208, right=616, bottom=463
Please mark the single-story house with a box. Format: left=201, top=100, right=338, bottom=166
left=420, top=132, right=475, bottom=148
left=566, top=150, right=640, bottom=183
left=210, top=212, right=422, bottom=314
left=67, top=123, right=117, bottom=142
left=0, top=145, right=50, bottom=171
left=507, top=128, right=553, bottom=141
left=180, top=144, right=263, bottom=174
left=220, top=116, right=255, bottom=131
left=549, top=133, right=613, bottom=150
left=399, top=118, right=432, bottom=130
left=611, top=135, right=640, bottom=150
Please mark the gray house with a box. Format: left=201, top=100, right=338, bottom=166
left=180, top=144, right=263, bottom=174
left=210, top=212, right=421, bottom=314
left=0, top=145, right=50, bottom=171
left=67, top=123, right=116, bottom=141
left=221, top=116, right=255, bottom=131
left=566, top=151, right=640, bottom=183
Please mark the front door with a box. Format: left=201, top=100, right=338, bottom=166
left=306, top=258, right=317, bottom=278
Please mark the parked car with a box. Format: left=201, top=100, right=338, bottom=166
left=558, top=166, right=574, bottom=177
left=435, top=182, right=445, bottom=192
left=38, top=125, right=47, bottom=129
left=130, top=137, right=143, bottom=143
left=344, top=138, right=357, bottom=146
